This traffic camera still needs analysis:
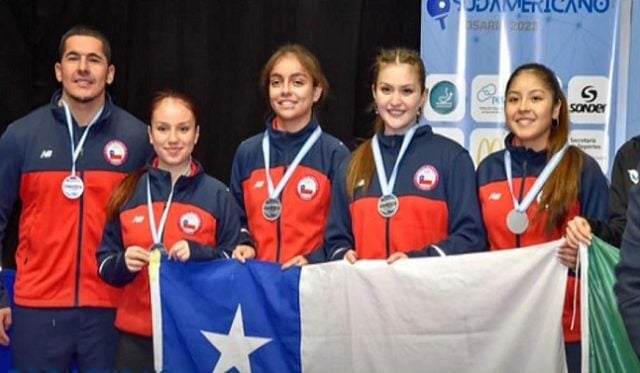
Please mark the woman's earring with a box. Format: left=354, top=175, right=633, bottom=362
left=552, top=118, right=559, bottom=129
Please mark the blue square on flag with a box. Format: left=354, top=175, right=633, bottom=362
left=158, top=258, right=302, bottom=372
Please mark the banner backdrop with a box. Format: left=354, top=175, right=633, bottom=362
left=420, top=0, right=631, bottom=173
left=627, top=2, right=640, bottom=139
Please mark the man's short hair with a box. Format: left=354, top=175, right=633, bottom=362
left=58, top=25, right=112, bottom=64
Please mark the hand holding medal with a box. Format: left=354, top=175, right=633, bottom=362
left=168, top=240, right=191, bottom=262
left=124, top=245, right=150, bottom=272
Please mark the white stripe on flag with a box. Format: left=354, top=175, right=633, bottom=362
left=300, top=239, right=568, bottom=373
left=150, top=250, right=164, bottom=372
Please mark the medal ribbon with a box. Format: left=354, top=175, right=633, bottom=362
left=146, top=161, right=193, bottom=246
left=504, top=143, right=569, bottom=213
left=262, top=126, right=322, bottom=199
left=61, top=100, right=103, bottom=175
left=146, top=174, right=175, bottom=246
left=371, top=124, right=424, bottom=196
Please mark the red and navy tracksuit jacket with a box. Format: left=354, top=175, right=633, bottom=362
left=325, top=124, right=487, bottom=260
left=230, top=117, right=349, bottom=264
left=0, top=91, right=150, bottom=309
left=97, top=160, right=240, bottom=337
left=476, top=133, right=609, bottom=343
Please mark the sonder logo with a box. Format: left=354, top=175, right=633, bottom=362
left=568, top=76, right=609, bottom=124
left=581, top=86, right=597, bottom=103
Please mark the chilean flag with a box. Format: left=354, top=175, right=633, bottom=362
left=151, top=241, right=567, bottom=372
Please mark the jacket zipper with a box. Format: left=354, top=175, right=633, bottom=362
left=275, top=165, right=286, bottom=263
left=385, top=218, right=391, bottom=258
left=74, top=169, right=85, bottom=307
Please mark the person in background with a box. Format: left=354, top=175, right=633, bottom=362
left=476, top=62, right=609, bottom=373
left=565, top=136, right=640, bottom=248
left=230, top=44, right=349, bottom=269
left=324, top=47, right=486, bottom=263
left=97, top=90, right=240, bottom=371
left=0, top=25, right=151, bottom=371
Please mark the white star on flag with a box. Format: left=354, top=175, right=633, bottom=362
left=202, top=304, right=272, bottom=373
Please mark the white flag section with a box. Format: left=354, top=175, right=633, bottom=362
left=300, top=241, right=568, bottom=373
left=153, top=240, right=568, bottom=373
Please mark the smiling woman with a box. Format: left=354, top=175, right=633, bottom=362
left=475, top=62, right=609, bottom=373
left=323, top=47, right=487, bottom=264
left=229, top=44, right=349, bottom=269
left=97, top=90, right=241, bottom=371
left=266, top=53, right=323, bottom=133
left=148, top=95, right=200, bottom=183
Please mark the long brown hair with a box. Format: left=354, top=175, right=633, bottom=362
left=505, top=63, right=583, bottom=234
left=105, top=90, right=199, bottom=221
left=346, top=48, right=427, bottom=199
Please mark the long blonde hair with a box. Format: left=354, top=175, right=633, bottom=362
left=346, top=48, right=427, bottom=199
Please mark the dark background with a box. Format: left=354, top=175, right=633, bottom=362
left=0, top=0, right=422, bottom=268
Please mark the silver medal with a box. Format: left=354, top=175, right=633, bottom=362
left=378, top=194, right=399, bottom=218
left=262, top=198, right=282, bottom=221
left=150, top=243, right=168, bottom=254
left=506, top=209, right=529, bottom=234
left=61, top=174, right=84, bottom=199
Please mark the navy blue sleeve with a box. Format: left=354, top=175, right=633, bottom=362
left=230, top=143, right=256, bottom=249
left=0, top=125, right=23, bottom=307
left=304, top=138, right=349, bottom=264
left=589, top=147, right=631, bottom=247
left=189, top=186, right=240, bottom=261
left=97, top=218, right=137, bottom=287
left=323, top=157, right=354, bottom=261
left=409, top=150, right=487, bottom=257
left=615, top=186, right=640, bottom=357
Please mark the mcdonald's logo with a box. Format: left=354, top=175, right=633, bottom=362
left=475, top=137, right=503, bottom=165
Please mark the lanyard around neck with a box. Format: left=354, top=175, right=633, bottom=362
left=61, top=100, right=103, bottom=175
left=504, top=143, right=569, bottom=213
left=261, top=126, right=322, bottom=199
left=146, top=174, right=175, bottom=246
left=371, top=124, right=423, bottom=196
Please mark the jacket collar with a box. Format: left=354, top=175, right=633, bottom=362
left=146, top=157, right=204, bottom=194
left=376, top=122, right=433, bottom=148
left=503, top=132, right=548, bottom=165
left=265, top=115, right=320, bottom=150
left=50, top=89, right=114, bottom=129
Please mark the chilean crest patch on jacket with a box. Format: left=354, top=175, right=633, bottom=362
left=179, top=212, right=202, bottom=235
left=297, top=175, right=319, bottom=200
left=103, top=140, right=128, bottom=166
left=414, top=165, right=439, bottom=191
